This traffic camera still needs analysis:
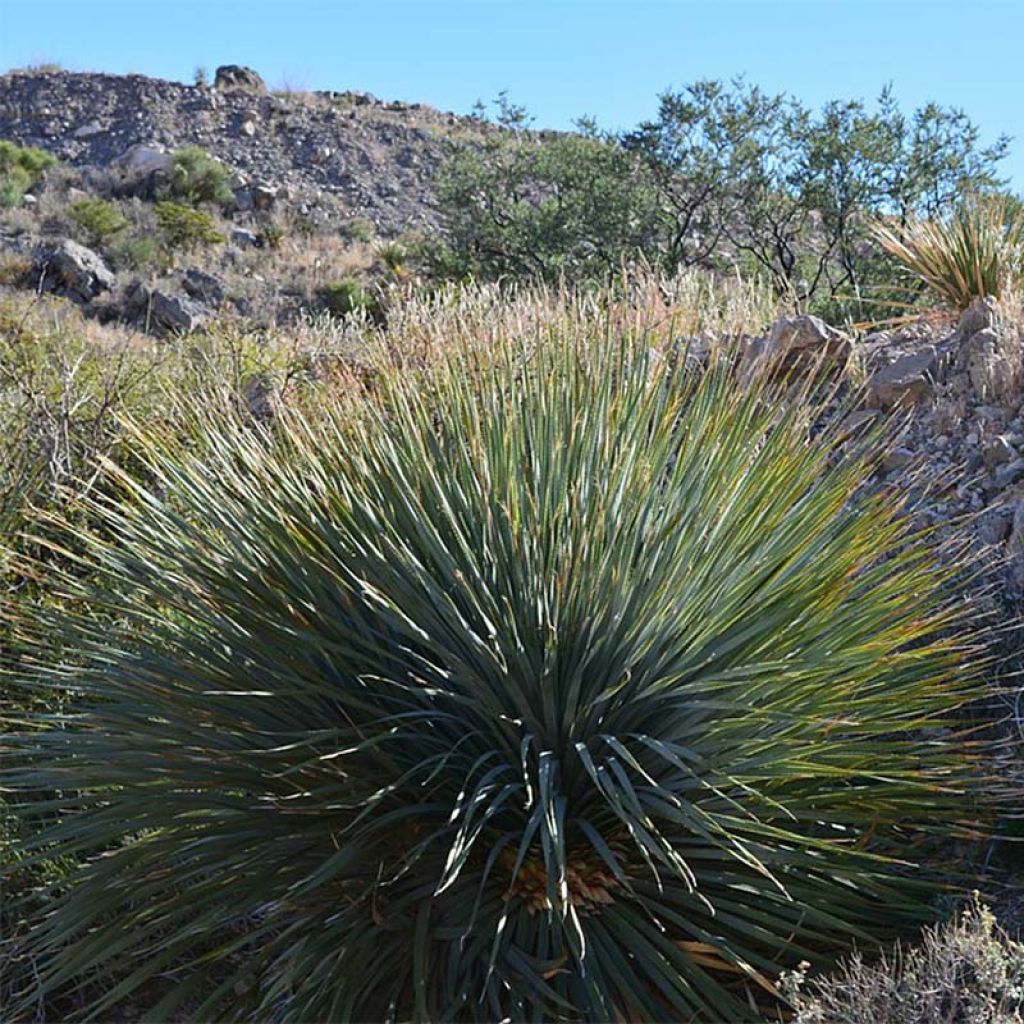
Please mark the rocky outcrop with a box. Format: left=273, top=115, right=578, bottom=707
left=32, top=239, right=115, bottom=302
left=0, top=68, right=484, bottom=234
left=766, top=314, right=851, bottom=363
left=181, top=267, right=225, bottom=306
left=868, top=347, right=940, bottom=408
left=954, top=298, right=1022, bottom=401
left=745, top=314, right=851, bottom=376
left=213, top=65, right=266, bottom=93
left=858, top=298, right=1024, bottom=609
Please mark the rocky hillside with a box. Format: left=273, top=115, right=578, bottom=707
left=0, top=65, right=483, bottom=233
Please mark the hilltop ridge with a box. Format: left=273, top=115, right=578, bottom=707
left=0, top=65, right=487, bottom=232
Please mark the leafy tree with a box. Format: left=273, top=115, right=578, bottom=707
left=624, top=80, right=787, bottom=271
left=432, top=83, right=1009, bottom=315
left=435, top=114, right=662, bottom=283
left=622, top=80, right=1010, bottom=316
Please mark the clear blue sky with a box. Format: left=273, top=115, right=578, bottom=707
left=2, top=0, right=1022, bottom=186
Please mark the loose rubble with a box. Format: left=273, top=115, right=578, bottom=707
left=853, top=298, right=1024, bottom=613
left=0, top=67, right=489, bottom=234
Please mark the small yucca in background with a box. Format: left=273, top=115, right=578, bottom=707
left=6, top=324, right=987, bottom=1022
left=873, top=195, right=1024, bottom=310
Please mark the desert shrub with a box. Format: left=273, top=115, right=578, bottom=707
left=785, top=898, right=1024, bottom=1023
left=106, top=230, right=167, bottom=272
left=316, top=275, right=377, bottom=318
left=0, top=252, right=32, bottom=286
left=0, top=169, right=31, bottom=209
left=261, top=221, right=285, bottom=249
left=6, top=321, right=989, bottom=1022
left=342, top=217, right=375, bottom=243
left=157, top=146, right=234, bottom=208
left=872, top=195, right=1024, bottom=310
left=155, top=200, right=225, bottom=252
left=0, top=141, right=56, bottom=209
left=68, top=197, right=129, bottom=248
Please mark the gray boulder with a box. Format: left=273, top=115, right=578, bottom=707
left=148, top=291, right=211, bottom=334
left=954, top=295, right=1001, bottom=345
left=952, top=297, right=1021, bottom=402
left=983, top=435, right=1016, bottom=469
left=868, top=347, right=939, bottom=408
left=213, top=65, right=266, bottom=93
left=125, top=280, right=211, bottom=335
left=33, top=240, right=115, bottom=303
left=768, top=314, right=850, bottom=361
left=112, top=143, right=173, bottom=178
left=962, top=326, right=1021, bottom=401
left=231, top=228, right=261, bottom=248
left=748, top=314, right=851, bottom=374
left=251, top=182, right=279, bottom=210
left=182, top=267, right=225, bottom=306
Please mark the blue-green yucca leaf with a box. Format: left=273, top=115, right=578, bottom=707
left=4, top=328, right=988, bottom=1022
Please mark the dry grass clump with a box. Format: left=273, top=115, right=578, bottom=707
left=785, top=898, right=1024, bottom=1024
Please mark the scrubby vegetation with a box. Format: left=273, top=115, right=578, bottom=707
left=874, top=194, right=1024, bottom=310
left=154, top=200, right=225, bottom=252
left=785, top=898, right=1024, bottom=1023
left=0, top=140, right=56, bottom=209
left=68, top=196, right=129, bottom=247
left=438, top=83, right=1013, bottom=322
left=2, top=67, right=1024, bottom=1023
left=157, top=145, right=235, bottom=209
left=316, top=275, right=379, bottom=318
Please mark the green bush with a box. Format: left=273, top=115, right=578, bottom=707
left=261, top=221, right=285, bottom=249
left=7, top=325, right=987, bottom=1022
left=106, top=230, right=167, bottom=272
left=342, top=217, right=375, bottom=243
left=316, top=276, right=378, bottom=318
left=157, top=146, right=234, bottom=208
left=68, top=198, right=129, bottom=248
left=0, top=141, right=56, bottom=209
left=155, top=200, right=225, bottom=252
left=785, top=898, right=1024, bottom=1023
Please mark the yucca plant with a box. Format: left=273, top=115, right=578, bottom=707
left=872, top=195, right=1024, bottom=310
left=4, top=326, right=987, bottom=1022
